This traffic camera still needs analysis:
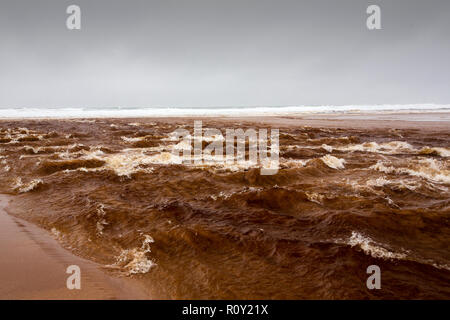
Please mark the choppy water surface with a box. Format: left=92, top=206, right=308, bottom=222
left=0, top=118, right=449, bottom=299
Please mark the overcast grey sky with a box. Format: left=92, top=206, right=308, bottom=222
left=0, top=0, right=449, bottom=108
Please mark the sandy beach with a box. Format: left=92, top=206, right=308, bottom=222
left=0, top=114, right=449, bottom=299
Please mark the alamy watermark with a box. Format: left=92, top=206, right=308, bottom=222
left=367, top=5, right=381, bottom=30
left=366, top=265, right=381, bottom=289
left=66, top=5, right=382, bottom=31
left=169, top=121, right=279, bottom=175
left=66, top=265, right=81, bottom=290
left=66, top=5, right=81, bottom=30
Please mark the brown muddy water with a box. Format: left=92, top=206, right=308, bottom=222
left=0, top=117, right=449, bottom=299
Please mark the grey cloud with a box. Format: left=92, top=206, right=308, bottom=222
left=0, top=0, right=449, bottom=108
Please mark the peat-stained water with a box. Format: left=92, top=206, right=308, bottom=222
left=0, top=118, right=449, bottom=299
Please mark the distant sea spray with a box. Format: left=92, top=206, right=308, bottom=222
left=0, top=104, right=449, bottom=118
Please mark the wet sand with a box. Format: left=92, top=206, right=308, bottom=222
left=299, top=111, right=450, bottom=122
left=216, top=113, right=450, bottom=130
left=0, top=194, right=148, bottom=299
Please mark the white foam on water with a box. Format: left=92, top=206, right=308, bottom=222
left=172, top=140, right=192, bottom=151
left=305, top=192, right=324, bottom=205
left=210, top=186, right=263, bottom=201
left=13, top=177, right=44, bottom=193
left=1, top=104, right=449, bottom=118
left=366, top=177, right=392, bottom=187
left=121, top=136, right=146, bottom=143
left=344, top=231, right=408, bottom=260
left=202, top=135, right=226, bottom=142
left=321, top=144, right=333, bottom=152
left=95, top=204, right=108, bottom=236
left=336, top=232, right=450, bottom=271
left=320, top=155, right=346, bottom=169
left=282, top=159, right=311, bottom=168
left=51, top=227, right=62, bottom=239
left=88, top=150, right=158, bottom=177
left=60, top=145, right=266, bottom=176
left=337, top=141, right=449, bottom=157
left=337, top=141, right=414, bottom=154
left=111, top=235, right=156, bottom=275
left=0, top=156, right=9, bottom=171
left=162, top=132, right=193, bottom=142
left=366, top=176, right=421, bottom=191
left=419, top=146, right=450, bottom=157
left=370, top=158, right=450, bottom=184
